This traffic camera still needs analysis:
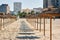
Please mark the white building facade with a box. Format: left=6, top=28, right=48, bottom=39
left=33, top=7, right=43, bottom=14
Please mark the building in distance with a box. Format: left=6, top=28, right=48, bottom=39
left=21, top=8, right=32, bottom=14
left=10, top=11, right=15, bottom=15
left=0, top=4, right=10, bottom=15
left=14, top=2, right=22, bottom=15
left=33, top=7, right=43, bottom=14
left=43, top=0, right=60, bottom=8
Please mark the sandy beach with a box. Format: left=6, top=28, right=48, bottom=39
left=0, top=18, right=60, bottom=40
left=27, top=18, right=60, bottom=40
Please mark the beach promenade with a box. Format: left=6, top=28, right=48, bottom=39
left=0, top=18, right=60, bottom=40
left=0, top=18, right=41, bottom=40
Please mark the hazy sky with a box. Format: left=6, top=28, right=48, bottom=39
left=0, top=0, right=43, bottom=11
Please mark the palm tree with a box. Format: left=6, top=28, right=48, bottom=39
left=31, top=10, right=34, bottom=15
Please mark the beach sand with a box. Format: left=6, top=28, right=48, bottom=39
left=27, top=18, right=60, bottom=40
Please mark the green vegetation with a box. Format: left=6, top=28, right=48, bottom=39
left=17, top=10, right=40, bottom=18
left=30, top=10, right=34, bottom=15
left=17, top=11, right=27, bottom=18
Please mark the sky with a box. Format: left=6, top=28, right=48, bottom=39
left=0, top=0, right=43, bottom=11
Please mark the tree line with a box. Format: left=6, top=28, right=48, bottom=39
left=17, top=11, right=39, bottom=18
